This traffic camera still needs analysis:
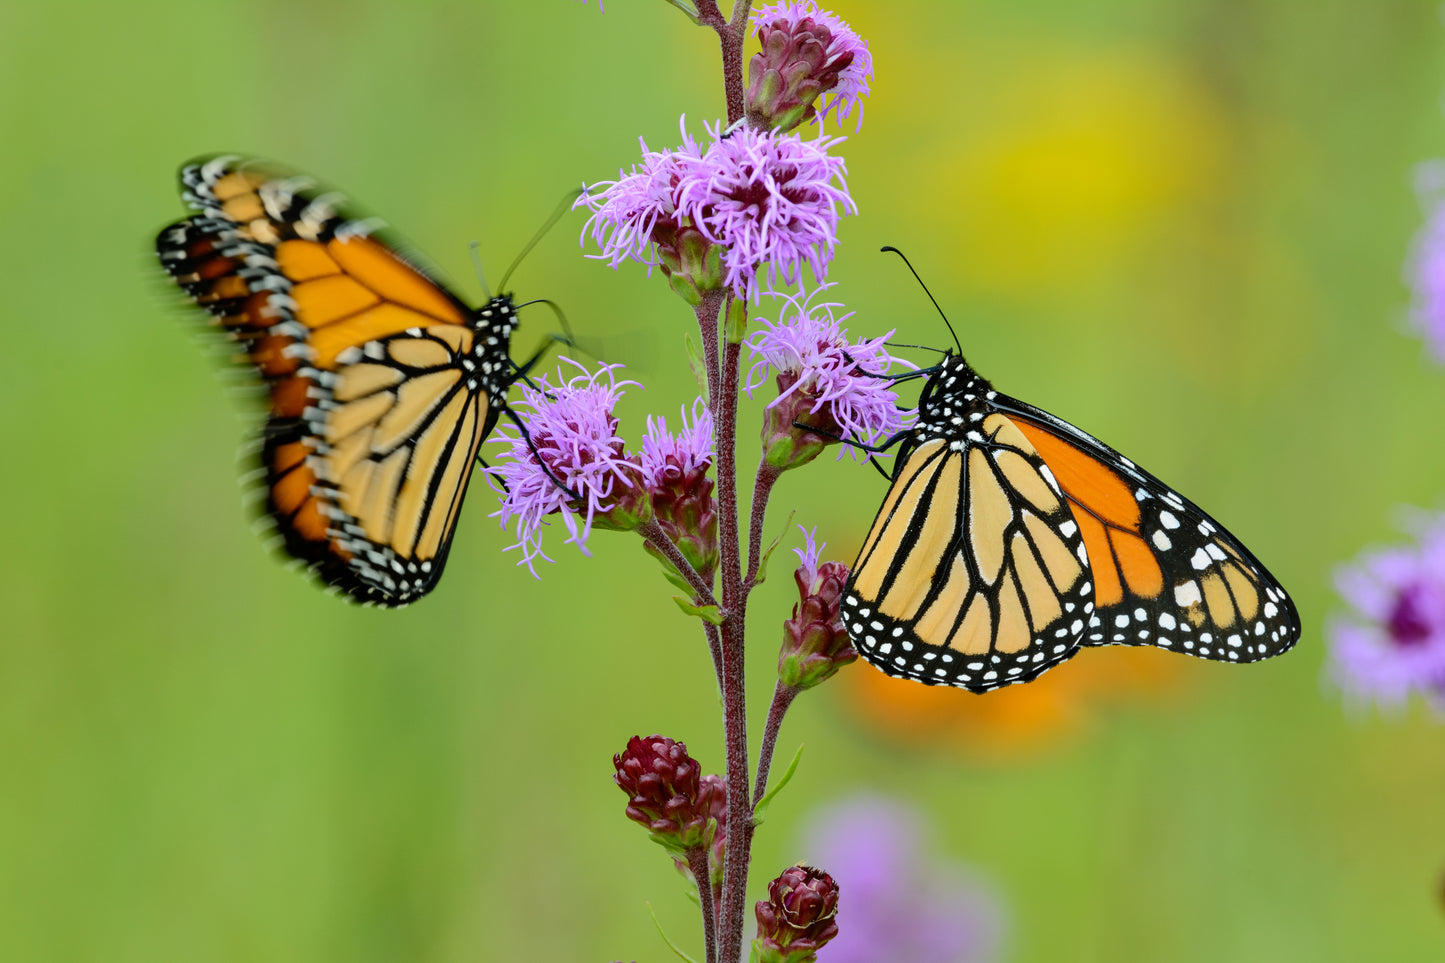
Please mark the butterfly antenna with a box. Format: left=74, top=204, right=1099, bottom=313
left=513, top=298, right=576, bottom=350
left=468, top=240, right=493, bottom=300
left=880, top=245, right=962, bottom=355
left=497, top=188, right=584, bottom=294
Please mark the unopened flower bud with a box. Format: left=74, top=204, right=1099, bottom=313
left=759, top=370, right=837, bottom=470
left=613, top=735, right=722, bottom=857
left=672, top=773, right=728, bottom=893
left=779, top=528, right=855, bottom=689
left=752, top=865, right=840, bottom=963
left=655, top=222, right=726, bottom=305
left=747, top=2, right=873, bottom=132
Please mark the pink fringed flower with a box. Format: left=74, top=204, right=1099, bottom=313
left=749, top=1, right=874, bottom=131
left=678, top=122, right=855, bottom=300
left=746, top=284, right=914, bottom=467
left=486, top=359, right=646, bottom=574
left=641, top=399, right=716, bottom=487
left=576, top=120, right=704, bottom=272
left=579, top=119, right=855, bottom=302
left=641, top=400, right=720, bottom=582
left=1328, top=511, right=1445, bottom=713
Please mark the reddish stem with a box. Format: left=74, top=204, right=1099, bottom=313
left=715, top=331, right=752, bottom=963
left=638, top=519, right=719, bottom=610
left=687, top=846, right=719, bottom=963
left=745, top=460, right=783, bottom=588
left=752, top=682, right=798, bottom=807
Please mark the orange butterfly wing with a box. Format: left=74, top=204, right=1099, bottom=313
left=157, top=156, right=519, bottom=605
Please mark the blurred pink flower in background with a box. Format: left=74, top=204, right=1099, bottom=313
left=1327, top=511, right=1445, bottom=713
left=799, top=795, right=1005, bottom=962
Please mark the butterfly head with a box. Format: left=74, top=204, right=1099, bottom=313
left=914, top=352, right=992, bottom=440
left=475, top=294, right=520, bottom=339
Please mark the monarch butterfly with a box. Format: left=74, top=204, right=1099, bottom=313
left=156, top=155, right=535, bottom=606
left=845, top=260, right=1302, bottom=693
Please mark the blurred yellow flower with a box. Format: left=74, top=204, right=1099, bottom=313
left=910, top=47, right=1229, bottom=296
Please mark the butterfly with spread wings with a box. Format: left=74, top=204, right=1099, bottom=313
left=845, top=337, right=1301, bottom=693
left=157, top=155, right=537, bottom=606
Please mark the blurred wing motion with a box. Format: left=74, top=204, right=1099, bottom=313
left=845, top=356, right=1301, bottom=693
left=156, top=155, right=521, bottom=605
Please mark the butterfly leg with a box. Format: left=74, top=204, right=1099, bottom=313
left=790, top=421, right=912, bottom=454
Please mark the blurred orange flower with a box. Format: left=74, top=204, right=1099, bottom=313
left=836, top=643, right=1192, bottom=759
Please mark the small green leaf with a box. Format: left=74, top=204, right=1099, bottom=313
left=684, top=332, right=711, bottom=406
left=753, top=510, right=797, bottom=586
left=753, top=743, right=804, bottom=827
left=672, top=597, right=725, bottom=625
left=724, top=296, right=748, bottom=343
left=647, top=901, right=701, bottom=963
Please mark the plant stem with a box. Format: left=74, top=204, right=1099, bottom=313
left=687, top=847, right=719, bottom=963
left=752, top=682, right=798, bottom=806
left=744, top=460, right=783, bottom=588
left=637, top=519, right=720, bottom=610
left=695, top=292, right=724, bottom=408
left=716, top=329, right=755, bottom=963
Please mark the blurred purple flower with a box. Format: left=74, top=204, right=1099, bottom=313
left=1408, top=163, right=1445, bottom=363
left=750, top=0, right=874, bottom=130
left=640, top=399, right=715, bottom=488
left=745, top=284, right=915, bottom=458
left=1328, top=512, right=1445, bottom=712
left=486, top=359, right=644, bottom=574
left=678, top=121, right=855, bottom=300
left=801, top=796, right=1005, bottom=963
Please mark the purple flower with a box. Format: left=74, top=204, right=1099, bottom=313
left=580, top=120, right=854, bottom=301
left=486, top=359, right=646, bottom=574
left=800, top=796, right=1006, bottom=963
left=640, top=399, right=715, bottom=487
left=1328, top=512, right=1445, bottom=712
left=1407, top=163, right=1445, bottom=364
left=746, top=284, right=914, bottom=464
left=678, top=122, right=855, bottom=300
left=576, top=119, right=704, bottom=273
left=640, top=400, right=720, bottom=581
left=749, top=1, right=874, bottom=130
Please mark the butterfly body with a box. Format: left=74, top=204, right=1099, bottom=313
left=845, top=352, right=1301, bottom=693
left=158, top=155, right=522, bottom=606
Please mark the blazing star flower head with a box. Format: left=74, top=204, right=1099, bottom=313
left=750, top=1, right=874, bottom=130
left=677, top=122, right=856, bottom=300
left=781, top=525, right=855, bottom=690
left=746, top=284, right=914, bottom=456
left=1328, top=512, right=1445, bottom=712
left=1407, top=163, right=1445, bottom=364
left=801, top=795, right=1006, bottom=963
left=486, top=359, right=643, bottom=575
left=576, top=120, right=704, bottom=271
left=640, top=398, right=715, bottom=488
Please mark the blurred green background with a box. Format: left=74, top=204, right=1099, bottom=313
left=4, top=0, right=1445, bottom=959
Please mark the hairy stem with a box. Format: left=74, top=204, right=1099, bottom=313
left=716, top=331, right=752, bottom=963
left=687, top=846, right=719, bottom=963
left=703, top=621, right=725, bottom=696
left=638, top=519, right=720, bottom=610
left=745, top=460, right=783, bottom=589
left=752, top=682, right=798, bottom=807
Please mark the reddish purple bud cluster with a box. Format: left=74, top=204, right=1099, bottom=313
left=779, top=527, right=856, bottom=689
left=753, top=865, right=840, bottom=963
left=673, top=772, right=729, bottom=895
left=748, top=1, right=873, bottom=132
left=613, top=735, right=724, bottom=857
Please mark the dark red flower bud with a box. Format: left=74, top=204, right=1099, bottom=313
left=752, top=865, right=840, bottom=963
left=779, top=529, right=856, bottom=689
left=613, top=735, right=721, bottom=856
left=672, top=773, right=729, bottom=894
